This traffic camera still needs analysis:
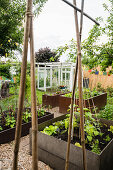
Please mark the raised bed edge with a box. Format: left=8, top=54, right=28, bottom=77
left=29, top=115, right=113, bottom=170
left=0, top=112, right=54, bottom=144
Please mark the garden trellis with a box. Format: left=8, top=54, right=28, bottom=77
left=11, top=0, right=100, bottom=170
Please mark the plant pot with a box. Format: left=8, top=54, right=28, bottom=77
left=0, top=109, right=54, bottom=144
left=29, top=115, right=113, bottom=170
left=59, top=93, right=107, bottom=114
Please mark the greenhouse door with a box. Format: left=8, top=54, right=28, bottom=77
left=37, top=66, right=51, bottom=91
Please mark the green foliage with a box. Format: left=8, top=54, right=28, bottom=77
left=75, top=142, right=82, bottom=148
left=37, top=107, right=45, bottom=117
left=56, top=1, right=113, bottom=71
left=104, top=135, right=111, bottom=142
left=36, top=90, right=45, bottom=104
left=64, top=88, right=101, bottom=99
left=5, top=112, right=16, bottom=128
left=0, top=126, right=3, bottom=131
left=108, top=125, right=113, bottom=133
left=55, top=39, right=77, bottom=62
left=0, top=63, right=11, bottom=78
left=33, top=0, right=48, bottom=16
left=0, top=0, right=48, bottom=59
left=53, top=120, right=64, bottom=129
left=82, top=0, right=113, bottom=70
left=91, top=139, right=101, bottom=154
left=22, top=111, right=31, bottom=123
left=42, top=125, right=59, bottom=136
left=0, top=95, right=19, bottom=112
left=0, top=0, right=26, bottom=58
left=35, top=47, right=59, bottom=63
left=42, top=107, right=113, bottom=154
left=96, top=83, right=105, bottom=93
left=98, top=104, right=113, bottom=120
left=106, top=87, right=113, bottom=97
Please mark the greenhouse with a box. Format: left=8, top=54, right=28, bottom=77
left=36, top=62, right=76, bottom=91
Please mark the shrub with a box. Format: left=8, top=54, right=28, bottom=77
left=0, top=63, right=11, bottom=78
left=35, top=47, right=59, bottom=63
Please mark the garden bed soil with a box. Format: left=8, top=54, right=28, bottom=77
left=42, top=92, right=68, bottom=108
left=29, top=114, right=113, bottom=170
left=59, top=93, right=107, bottom=114
left=0, top=108, right=54, bottom=144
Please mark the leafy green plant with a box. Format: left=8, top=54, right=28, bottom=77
left=106, top=87, right=113, bottom=97
left=75, top=142, right=82, bottom=148
left=53, top=120, right=64, bottom=129
left=0, top=125, right=3, bottom=131
left=104, top=135, right=111, bottom=142
left=108, top=125, right=113, bottom=133
left=64, top=88, right=102, bottom=99
left=37, top=107, right=45, bottom=117
left=22, top=111, right=31, bottom=123
left=5, top=112, right=16, bottom=128
left=42, top=125, right=59, bottom=136
left=0, top=63, right=11, bottom=78
left=42, top=106, right=113, bottom=154
left=98, top=104, right=113, bottom=120
left=91, top=139, right=101, bottom=154
left=96, top=83, right=105, bottom=93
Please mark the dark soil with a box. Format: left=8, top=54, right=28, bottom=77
left=53, top=124, right=113, bottom=153
left=0, top=109, right=51, bottom=132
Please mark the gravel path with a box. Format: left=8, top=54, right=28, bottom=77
left=0, top=107, right=63, bottom=170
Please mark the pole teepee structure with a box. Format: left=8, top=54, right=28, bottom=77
left=63, top=0, right=100, bottom=170
left=12, top=0, right=38, bottom=169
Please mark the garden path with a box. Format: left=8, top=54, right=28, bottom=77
left=0, top=107, right=63, bottom=170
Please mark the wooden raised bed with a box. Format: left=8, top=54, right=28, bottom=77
left=42, top=92, right=67, bottom=108
left=0, top=109, right=54, bottom=144
left=29, top=114, right=113, bottom=170
left=59, top=93, right=107, bottom=113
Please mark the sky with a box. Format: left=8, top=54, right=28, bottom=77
left=32, top=0, right=109, bottom=61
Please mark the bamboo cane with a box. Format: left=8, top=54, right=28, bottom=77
left=79, top=0, right=84, bottom=41
left=12, top=1, right=31, bottom=170
left=73, top=0, right=87, bottom=169
left=29, top=3, right=38, bottom=170
left=62, top=0, right=99, bottom=26
left=65, top=60, right=78, bottom=170
left=65, top=0, right=85, bottom=169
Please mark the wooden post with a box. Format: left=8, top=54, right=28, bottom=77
left=12, top=0, right=31, bottom=169
left=73, top=0, right=87, bottom=170
left=29, top=3, right=38, bottom=169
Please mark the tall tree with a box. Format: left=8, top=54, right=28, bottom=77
left=82, top=0, right=113, bottom=71
left=0, top=0, right=47, bottom=59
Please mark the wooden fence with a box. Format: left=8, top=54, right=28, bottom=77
left=83, top=70, right=113, bottom=89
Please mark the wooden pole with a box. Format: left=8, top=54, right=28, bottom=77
left=12, top=0, right=31, bottom=169
left=29, top=2, right=38, bottom=170
left=79, top=0, right=84, bottom=41
left=65, top=60, right=78, bottom=170
left=62, top=0, right=99, bottom=26
left=73, top=0, right=87, bottom=169
left=65, top=0, right=85, bottom=169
